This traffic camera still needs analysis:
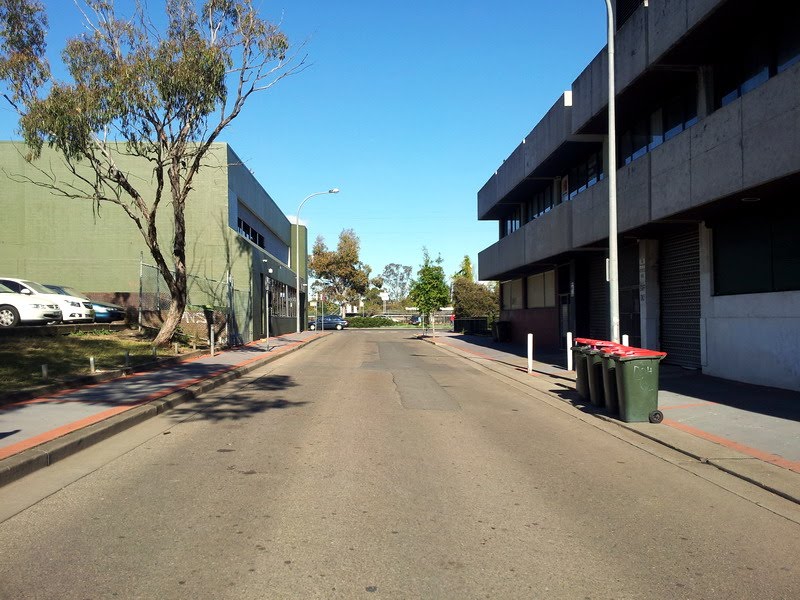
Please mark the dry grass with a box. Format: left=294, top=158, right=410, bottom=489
left=0, top=328, right=197, bottom=392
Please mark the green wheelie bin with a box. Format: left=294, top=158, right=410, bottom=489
left=612, top=348, right=668, bottom=423
left=600, top=346, right=625, bottom=414
left=571, top=341, right=591, bottom=401
left=585, top=342, right=620, bottom=407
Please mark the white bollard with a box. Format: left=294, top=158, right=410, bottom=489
left=527, top=333, right=534, bottom=374
left=567, top=332, right=573, bottom=371
left=90, top=356, right=96, bottom=374
left=174, top=342, right=179, bottom=355
left=622, top=334, right=629, bottom=346
left=42, top=364, right=48, bottom=380
left=211, top=329, right=216, bottom=357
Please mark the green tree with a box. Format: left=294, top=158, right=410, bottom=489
left=408, top=249, right=449, bottom=338
left=308, top=229, right=371, bottom=317
left=452, top=278, right=498, bottom=321
left=0, top=0, right=300, bottom=345
left=380, top=263, right=412, bottom=302
left=452, top=255, right=474, bottom=281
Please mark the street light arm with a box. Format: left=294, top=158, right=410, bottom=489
left=294, top=188, right=340, bottom=333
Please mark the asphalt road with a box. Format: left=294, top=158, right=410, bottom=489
left=1, top=330, right=799, bottom=599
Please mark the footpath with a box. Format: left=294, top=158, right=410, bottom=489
left=0, top=331, right=324, bottom=486
left=1, top=328, right=799, bottom=505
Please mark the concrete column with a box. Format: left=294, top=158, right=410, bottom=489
left=638, top=239, right=660, bottom=349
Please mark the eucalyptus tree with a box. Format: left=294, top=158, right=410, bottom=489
left=0, top=0, right=302, bottom=344
left=308, top=229, right=371, bottom=317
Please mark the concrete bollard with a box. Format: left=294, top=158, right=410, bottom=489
left=527, top=333, right=534, bottom=374
left=567, top=332, right=573, bottom=371
left=622, top=334, right=629, bottom=346
left=42, top=364, right=48, bottom=380
left=174, top=342, right=179, bottom=355
left=90, top=356, right=96, bottom=374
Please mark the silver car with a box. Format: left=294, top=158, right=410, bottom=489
left=0, top=282, right=62, bottom=327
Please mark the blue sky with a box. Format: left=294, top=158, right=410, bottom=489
left=0, top=1, right=607, bottom=281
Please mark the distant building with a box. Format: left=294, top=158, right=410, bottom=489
left=476, top=0, right=800, bottom=391
left=0, top=142, right=310, bottom=341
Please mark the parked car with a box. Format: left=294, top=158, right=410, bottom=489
left=44, top=284, right=125, bottom=323
left=0, top=282, right=63, bottom=327
left=408, top=314, right=421, bottom=325
left=0, top=278, right=94, bottom=323
left=90, top=300, right=127, bottom=323
left=308, top=315, right=348, bottom=330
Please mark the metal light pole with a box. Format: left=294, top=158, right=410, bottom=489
left=263, top=266, right=273, bottom=349
left=295, top=189, right=340, bottom=333
left=605, top=0, right=620, bottom=343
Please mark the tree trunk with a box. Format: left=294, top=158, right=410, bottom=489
left=154, top=295, right=186, bottom=346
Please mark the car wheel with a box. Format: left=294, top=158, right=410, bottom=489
left=309, top=323, right=316, bottom=330
left=0, top=305, right=20, bottom=327
left=336, top=323, right=343, bottom=330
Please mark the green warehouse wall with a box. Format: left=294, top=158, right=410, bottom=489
left=0, top=142, right=301, bottom=340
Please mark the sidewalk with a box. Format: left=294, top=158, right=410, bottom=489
left=427, top=330, right=800, bottom=503
left=0, top=331, right=325, bottom=486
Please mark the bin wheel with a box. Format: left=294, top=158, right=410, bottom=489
left=649, top=410, right=664, bottom=424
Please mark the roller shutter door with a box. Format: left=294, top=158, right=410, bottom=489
left=660, top=227, right=701, bottom=368
left=588, top=255, right=609, bottom=340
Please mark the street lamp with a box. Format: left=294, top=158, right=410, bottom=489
left=295, top=188, right=339, bottom=333
left=604, top=0, right=620, bottom=343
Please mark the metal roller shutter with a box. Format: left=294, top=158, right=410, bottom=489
left=660, top=227, right=701, bottom=368
left=588, top=255, right=609, bottom=340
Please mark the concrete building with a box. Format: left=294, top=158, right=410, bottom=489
left=0, top=142, right=309, bottom=342
left=477, top=0, right=800, bottom=391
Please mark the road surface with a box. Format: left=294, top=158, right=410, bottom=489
left=1, top=330, right=798, bottom=599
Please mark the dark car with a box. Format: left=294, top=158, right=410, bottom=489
left=408, top=314, right=421, bottom=325
left=308, top=315, right=348, bottom=330
left=91, top=300, right=127, bottom=323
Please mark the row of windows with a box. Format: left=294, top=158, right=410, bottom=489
left=237, top=217, right=265, bottom=249
left=716, top=24, right=800, bottom=108
left=501, top=270, right=556, bottom=310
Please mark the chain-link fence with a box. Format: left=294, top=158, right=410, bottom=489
left=139, top=261, right=253, bottom=345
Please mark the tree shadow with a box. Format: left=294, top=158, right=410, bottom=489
left=167, top=373, right=304, bottom=422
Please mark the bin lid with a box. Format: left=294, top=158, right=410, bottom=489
left=612, top=348, right=667, bottom=360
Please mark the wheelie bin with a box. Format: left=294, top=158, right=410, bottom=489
left=611, top=348, right=668, bottom=423
left=571, top=339, right=591, bottom=400
left=585, top=342, right=621, bottom=407
left=600, top=345, right=636, bottom=415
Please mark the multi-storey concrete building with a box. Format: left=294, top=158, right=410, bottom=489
left=477, top=0, right=800, bottom=391
left=0, top=142, right=309, bottom=341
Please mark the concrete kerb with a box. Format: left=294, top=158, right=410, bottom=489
left=0, top=333, right=327, bottom=488
left=421, top=337, right=800, bottom=506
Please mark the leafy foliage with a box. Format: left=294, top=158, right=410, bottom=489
left=380, top=263, right=412, bottom=302
left=346, top=316, right=397, bottom=328
left=452, top=278, right=498, bottom=320
left=0, top=0, right=300, bottom=345
left=409, top=249, right=449, bottom=321
left=308, top=229, right=371, bottom=316
left=452, top=255, right=474, bottom=281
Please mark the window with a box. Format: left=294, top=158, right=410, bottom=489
left=500, top=206, right=522, bottom=238
left=565, top=149, right=604, bottom=201
left=527, top=271, right=556, bottom=308
left=712, top=212, right=800, bottom=295
left=714, top=28, right=800, bottom=107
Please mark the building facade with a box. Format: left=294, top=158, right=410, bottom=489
left=477, top=0, right=800, bottom=391
left=0, top=142, right=309, bottom=342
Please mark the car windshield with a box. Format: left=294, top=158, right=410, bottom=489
left=45, top=284, right=87, bottom=299
left=22, top=280, right=53, bottom=294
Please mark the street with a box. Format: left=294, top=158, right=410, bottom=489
left=1, top=329, right=799, bottom=599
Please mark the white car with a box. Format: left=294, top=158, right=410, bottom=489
left=0, top=277, right=95, bottom=323
left=0, top=282, right=63, bottom=327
